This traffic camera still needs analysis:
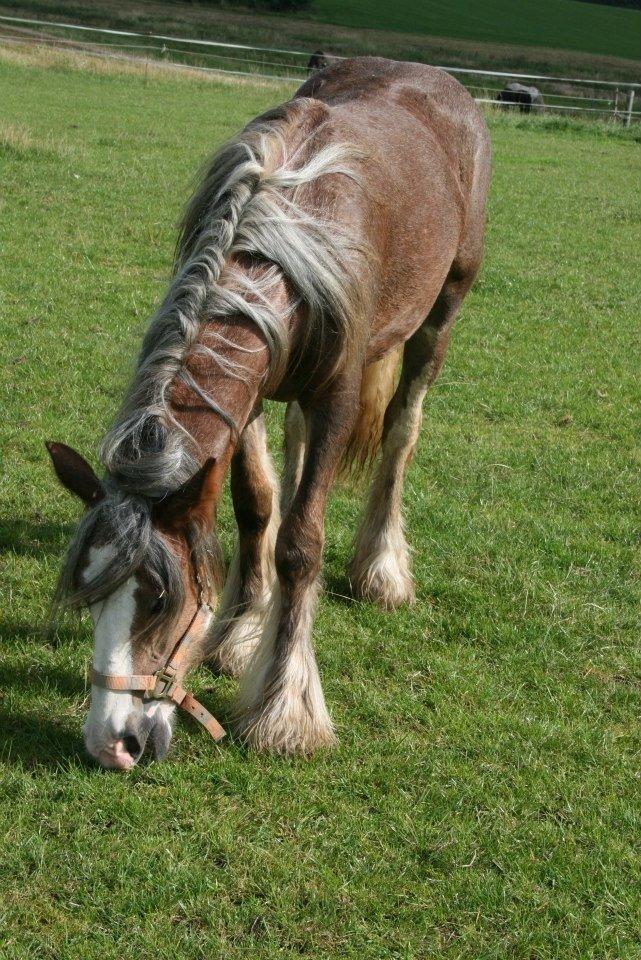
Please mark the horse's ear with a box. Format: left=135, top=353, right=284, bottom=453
left=45, top=441, right=104, bottom=505
left=154, top=458, right=222, bottom=533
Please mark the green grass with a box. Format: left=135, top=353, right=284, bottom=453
left=313, top=0, right=641, bottom=60
left=1, top=46, right=641, bottom=960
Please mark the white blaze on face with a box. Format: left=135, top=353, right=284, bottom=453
left=82, top=544, right=179, bottom=766
left=83, top=544, right=137, bottom=754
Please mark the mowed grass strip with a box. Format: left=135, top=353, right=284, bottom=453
left=313, top=0, right=641, bottom=61
left=1, top=47, right=640, bottom=960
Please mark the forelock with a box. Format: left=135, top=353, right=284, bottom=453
left=51, top=491, right=185, bottom=636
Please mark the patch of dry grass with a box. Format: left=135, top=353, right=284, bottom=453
left=0, top=115, right=77, bottom=158
left=0, top=36, right=296, bottom=89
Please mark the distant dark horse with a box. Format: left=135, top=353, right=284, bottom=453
left=47, top=58, right=491, bottom=769
left=307, top=50, right=340, bottom=75
left=497, top=81, right=544, bottom=113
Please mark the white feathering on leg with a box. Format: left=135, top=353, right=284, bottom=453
left=234, top=580, right=336, bottom=755
left=350, top=378, right=427, bottom=609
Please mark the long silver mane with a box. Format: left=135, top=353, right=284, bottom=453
left=102, top=105, right=363, bottom=498
left=53, top=103, right=364, bottom=616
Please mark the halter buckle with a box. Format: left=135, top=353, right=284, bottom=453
left=150, top=668, right=177, bottom=700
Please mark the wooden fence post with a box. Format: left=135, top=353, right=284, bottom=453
left=625, top=89, right=635, bottom=127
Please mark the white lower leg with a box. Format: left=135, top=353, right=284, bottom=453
left=208, top=420, right=280, bottom=678
left=207, top=527, right=277, bottom=677
left=350, top=379, right=427, bottom=609
left=234, top=580, right=336, bottom=754
left=350, top=508, right=414, bottom=610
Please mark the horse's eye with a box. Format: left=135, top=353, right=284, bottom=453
left=149, top=596, right=164, bottom=616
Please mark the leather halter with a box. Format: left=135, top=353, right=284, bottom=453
left=90, top=556, right=225, bottom=743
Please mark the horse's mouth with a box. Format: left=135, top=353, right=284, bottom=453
left=86, top=709, right=173, bottom=770
left=96, top=740, right=139, bottom=770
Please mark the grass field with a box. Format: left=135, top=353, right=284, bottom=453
left=3, top=0, right=641, bottom=83
left=313, top=0, right=641, bottom=61
left=1, top=45, right=641, bottom=960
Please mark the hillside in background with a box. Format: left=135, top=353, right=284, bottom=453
left=2, top=0, right=641, bottom=81
left=312, top=0, right=641, bottom=61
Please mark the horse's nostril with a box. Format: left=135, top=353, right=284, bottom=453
left=123, top=734, right=142, bottom=758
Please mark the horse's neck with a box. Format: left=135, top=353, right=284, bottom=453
left=169, top=312, right=271, bottom=470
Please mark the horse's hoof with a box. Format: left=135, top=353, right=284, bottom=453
left=349, top=550, right=415, bottom=610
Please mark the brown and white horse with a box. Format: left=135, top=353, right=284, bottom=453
left=47, top=58, right=491, bottom=768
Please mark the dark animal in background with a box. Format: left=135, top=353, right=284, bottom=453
left=497, top=81, right=544, bottom=113
left=307, top=50, right=339, bottom=74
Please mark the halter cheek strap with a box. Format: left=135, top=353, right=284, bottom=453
left=90, top=591, right=226, bottom=743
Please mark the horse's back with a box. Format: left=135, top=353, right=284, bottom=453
left=293, top=58, right=491, bottom=353
left=293, top=56, right=490, bottom=251
left=295, top=57, right=490, bottom=188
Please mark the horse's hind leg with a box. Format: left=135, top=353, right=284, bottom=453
left=207, top=408, right=279, bottom=677
left=349, top=275, right=474, bottom=609
left=281, top=401, right=307, bottom=513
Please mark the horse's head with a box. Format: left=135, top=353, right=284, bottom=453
left=46, top=442, right=224, bottom=769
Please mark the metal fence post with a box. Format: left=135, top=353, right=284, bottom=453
left=625, top=88, right=635, bottom=127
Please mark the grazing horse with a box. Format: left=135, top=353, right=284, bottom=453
left=47, top=57, right=491, bottom=769
left=497, top=81, right=544, bottom=114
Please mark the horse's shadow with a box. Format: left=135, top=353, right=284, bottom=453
left=323, top=570, right=359, bottom=608
left=0, top=516, right=71, bottom=558
left=0, top=512, right=91, bottom=765
left=0, top=655, right=85, bottom=699
left=0, top=704, right=91, bottom=769
left=0, top=654, right=91, bottom=769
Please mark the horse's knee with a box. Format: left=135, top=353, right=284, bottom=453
left=275, top=516, right=323, bottom=590
left=231, top=451, right=274, bottom=537
left=234, top=484, right=273, bottom=537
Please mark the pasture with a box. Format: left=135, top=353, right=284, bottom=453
left=1, top=45, right=640, bottom=959
left=4, top=0, right=641, bottom=83
left=313, top=0, right=641, bottom=61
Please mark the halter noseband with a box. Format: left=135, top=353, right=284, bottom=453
left=90, top=555, right=225, bottom=743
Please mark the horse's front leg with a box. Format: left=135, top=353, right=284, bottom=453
left=207, top=409, right=279, bottom=677
left=235, top=383, right=359, bottom=754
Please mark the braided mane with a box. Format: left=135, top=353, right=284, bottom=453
left=53, top=101, right=363, bottom=616
left=100, top=105, right=363, bottom=500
